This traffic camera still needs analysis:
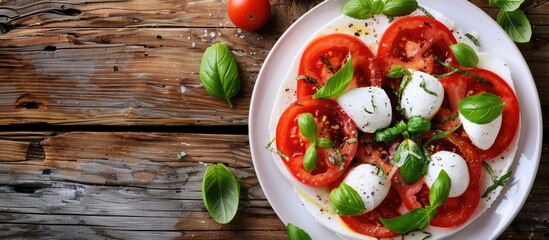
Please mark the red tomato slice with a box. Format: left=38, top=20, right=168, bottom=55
left=340, top=189, right=402, bottom=238
left=436, top=68, right=520, bottom=160
left=275, top=97, right=358, bottom=186
left=377, top=16, right=458, bottom=75
left=428, top=133, right=482, bottom=227
left=355, top=133, right=396, bottom=174
left=297, top=33, right=382, bottom=98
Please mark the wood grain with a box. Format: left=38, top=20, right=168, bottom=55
left=0, top=0, right=546, bottom=239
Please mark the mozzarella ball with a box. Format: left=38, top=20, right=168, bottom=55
left=337, top=87, right=392, bottom=133
left=425, top=151, right=470, bottom=198
left=401, top=71, right=445, bottom=120
left=342, top=164, right=391, bottom=213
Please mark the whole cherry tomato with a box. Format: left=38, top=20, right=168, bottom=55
left=227, top=0, right=271, bottom=31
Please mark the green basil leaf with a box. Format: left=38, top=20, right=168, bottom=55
left=407, top=116, right=431, bottom=134
left=297, top=113, right=317, bottom=142
left=303, top=144, right=318, bottom=173
left=380, top=208, right=430, bottom=234
left=494, top=0, right=524, bottom=11
left=318, top=137, right=335, bottom=148
left=375, top=126, right=402, bottom=142
left=341, top=0, right=375, bottom=19
left=450, top=43, right=479, bottom=68
left=201, top=163, right=240, bottom=224
left=429, top=169, right=451, bottom=207
left=372, top=0, right=386, bottom=14
left=497, top=9, right=532, bottom=43
left=458, top=93, right=504, bottom=124
left=329, top=182, right=366, bottom=216
left=387, top=65, right=409, bottom=78
left=395, top=139, right=425, bottom=184
left=313, top=55, right=354, bottom=99
left=382, top=0, right=418, bottom=16
left=287, top=223, right=312, bottom=240
left=199, top=43, right=241, bottom=108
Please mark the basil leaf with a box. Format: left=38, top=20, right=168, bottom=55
left=450, top=43, right=479, bottom=68
left=407, top=116, right=431, bottom=134
left=497, top=9, right=531, bottom=43
left=201, top=163, right=240, bottom=224
left=382, top=0, right=418, bottom=16
left=330, top=183, right=366, bottom=216
left=199, top=43, right=241, bottom=108
left=459, top=93, right=504, bottom=124
left=341, top=0, right=375, bottom=19
left=380, top=208, right=430, bottom=234
left=493, top=0, right=524, bottom=11
left=297, top=113, right=317, bottom=142
left=318, top=137, right=335, bottom=148
left=375, top=126, right=403, bottom=142
left=303, top=144, right=318, bottom=173
left=287, top=223, right=312, bottom=240
left=429, top=169, right=451, bottom=207
left=395, top=139, right=425, bottom=184
left=313, top=55, right=354, bottom=99
left=387, top=65, right=409, bottom=78
left=372, top=0, right=386, bottom=14
left=329, top=182, right=366, bottom=216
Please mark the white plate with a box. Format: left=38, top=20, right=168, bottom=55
left=249, top=0, right=542, bottom=239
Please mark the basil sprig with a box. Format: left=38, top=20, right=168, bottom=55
left=450, top=43, right=479, bottom=68
left=202, top=163, right=240, bottom=224
left=482, top=162, right=512, bottom=198
left=489, top=0, right=531, bottom=43
left=387, top=65, right=412, bottom=105
left=287, top=223, right=312, bottom=240
left=380, top=170, right=451, bottom=234
left=199, top=43, right=241, bottom=108
left=329, top=182, right=366, bottom=216
left=394, top=139, right=426, bottom=184
left=375, top=116, right=431, bottom=142
left=313, top=54, right=354, bottom=99
left=342, top=0, right=418, bottom=19
left=459, top=93, right=504, bottom=124
left=297, top=113, right=344, bottom=172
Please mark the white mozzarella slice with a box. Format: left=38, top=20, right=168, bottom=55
left=400, top=71, right=445, bottom=120
left=460, top=114, right=503, bottom=150
left=425, top=151, right=470, bottom=198
left=337, top=87, right=392, bottom=133
left=342, top=164, right=391, bottom=213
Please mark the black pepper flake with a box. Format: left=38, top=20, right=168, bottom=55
left=348, top=23, right=354, bottom=28
left=354, top=32, right=360, bottom=37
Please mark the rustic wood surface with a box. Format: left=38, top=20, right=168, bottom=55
left=0, top=0, right=546, bottom=239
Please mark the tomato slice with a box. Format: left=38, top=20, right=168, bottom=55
left=297, top=33, right=382, bottom=98
left=427, top=133, right=482, bottom=227
left=340, top=189, right=402, bottom=238
left=377, top=16, right=458, bottom=75
left=275, top=97, right=358, bottom=186
left=436, top=68, right=520, bottom=160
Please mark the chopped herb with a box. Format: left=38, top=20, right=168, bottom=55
left=434, top=56, right=492, bottom=86
left=440, top=112, right=459, bottom=124
left=465, top=33, right=481, bottom=47
left=364, top=95, right=377, bottom=114
left=482, top=162, right=512, bottom=198
left=266, top=138, right=289, bottom=161
left=417, top=5, right=433, bottom=18
left=346, top=138, right=358, bottom=144
left=423, top=123, right=462, bottom=146
left=420, top=79, right=438, bottom=96
left=373, top=164, right=385, bottom=177
left=296, top=75, right=321, bottom=89
left=320, top=56, right=335, bottom=74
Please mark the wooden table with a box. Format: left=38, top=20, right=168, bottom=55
left=0, top=0, right=546, bottom=239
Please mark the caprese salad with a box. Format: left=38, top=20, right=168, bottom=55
left=268, top=4, right=520, bottom=240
